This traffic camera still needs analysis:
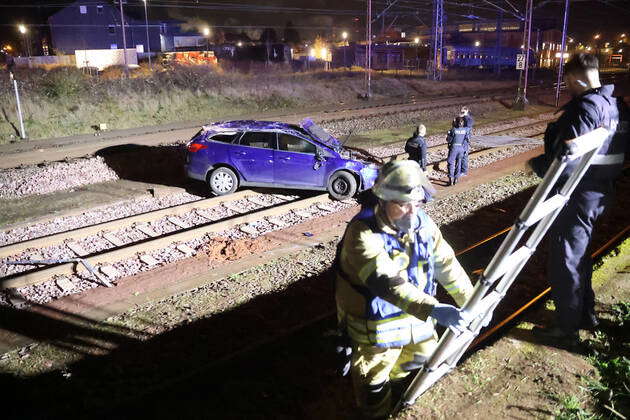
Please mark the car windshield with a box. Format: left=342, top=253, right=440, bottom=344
left=301, top=120, right=341, bottom=151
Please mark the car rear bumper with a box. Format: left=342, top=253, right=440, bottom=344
left=185, top=163, right=208, bottom=181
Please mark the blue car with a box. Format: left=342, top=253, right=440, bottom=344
left=185, top=119, right=379, bottom=200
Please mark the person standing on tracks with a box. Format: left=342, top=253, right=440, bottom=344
left=529, top=53, right=629, bottom=346
left=459, top=106, right=474, bottom=176
left=446, top=117, right=470, bottom=186
left=404, top=124, right=428, bottom=171
left=334, top=160, right=474, bottom=419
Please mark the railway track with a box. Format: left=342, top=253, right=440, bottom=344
left=0, top=118, right=551, bottom=301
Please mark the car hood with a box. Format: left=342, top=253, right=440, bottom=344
left=301, top=118, right=343, bottom=150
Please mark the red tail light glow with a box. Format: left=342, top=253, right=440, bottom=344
left=188, top=143, right=208, bottom=153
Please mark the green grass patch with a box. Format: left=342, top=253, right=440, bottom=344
left=350, top=103, right=554, bottom=148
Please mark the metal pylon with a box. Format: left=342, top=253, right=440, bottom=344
left=397, top=127, right=610, bottom=410
left=429, top=0, right=444, bottom=80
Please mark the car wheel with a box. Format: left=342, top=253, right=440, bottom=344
left=327, top=171, right=357, bottom=200
left=208, top=167, right=239, bottom=196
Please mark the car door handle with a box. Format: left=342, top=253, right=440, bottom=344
left=280, top=157, right=291, bottom=161
left=234, top=151, right=247, bottom=156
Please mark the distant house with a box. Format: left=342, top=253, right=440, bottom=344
left=48, top=0, right=162, bottom=55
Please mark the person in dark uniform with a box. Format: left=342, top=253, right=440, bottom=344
left=446, top=117, right=470, bottom=186
left=459, top=106, right=474, bottom=176
left=530, top=53, right=629, bottom=346
left=404, top=124, right=428, bottom=171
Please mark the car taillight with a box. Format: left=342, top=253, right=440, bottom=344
left=188, top=142, right=208, bottom=153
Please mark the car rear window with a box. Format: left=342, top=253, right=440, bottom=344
left=239, top=132, right=276, bottom=149
left=278, top=134, right=316, bottom=154
left=209, top=133, right=239, bottom=143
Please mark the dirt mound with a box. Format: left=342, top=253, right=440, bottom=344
left=204, top=236, right=264, bottom=262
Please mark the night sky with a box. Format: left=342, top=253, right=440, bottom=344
left=0, top=0, right=628, bottom=53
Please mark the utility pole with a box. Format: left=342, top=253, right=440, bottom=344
left=118, top=0, right=128, bottom=72
left=429, top=0, right=444, bottom=80
left=494, top=11, right=503, bottom=75
left=143, top=0, right=152, bottom=71
left=555, top=0, right=570, bottom=107
left=365, top=0, right=372, bottom=98
left=513, top=0, right=532, bottom=109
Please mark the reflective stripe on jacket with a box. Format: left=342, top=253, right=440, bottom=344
left=335, top=205, right=473, bottom=348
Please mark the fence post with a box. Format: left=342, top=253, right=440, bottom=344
left=11, top=73, right=27, bottom=139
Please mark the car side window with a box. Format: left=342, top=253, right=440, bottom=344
left=278, top=134, right=317, bottom=154
left=209, top=133, right=240, bottom=143
left=239, top=132, right=277, bottom=149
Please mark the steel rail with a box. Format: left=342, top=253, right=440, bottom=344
left=0, top=190, right=258, bottom=260
left=1, top=193, right=333, bottom=289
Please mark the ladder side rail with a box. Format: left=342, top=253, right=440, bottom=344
left=521, top=194, right=568, bottom=227
left=518, top=157, right=568, bottom=223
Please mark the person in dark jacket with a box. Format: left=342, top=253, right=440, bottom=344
left=530, top=53, right=629, bottom=346
left=404, top=124, right=428, bottom=171
left=458, top=106, right=473, bottom=175
left=446, top=117, right=470, bottom=186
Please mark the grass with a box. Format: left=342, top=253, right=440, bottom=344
left=350, top=103, right=554, bottom=148
left=0, top=64, right=517, bottom=143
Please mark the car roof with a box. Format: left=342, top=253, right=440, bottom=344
left=204, top=120, right=309, bottom=139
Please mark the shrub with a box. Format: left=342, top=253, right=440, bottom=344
left=40, top=67, right=89, bottom=98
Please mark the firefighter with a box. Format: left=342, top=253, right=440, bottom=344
left=335, top=160, right=474, bottom=419
left=446, top=117, right=470, bottom=185
left=459, top=106, right=474, bottom=176
left=529, top=53, right=629, bottom=346
left=404, top=124, right=428, bottom=171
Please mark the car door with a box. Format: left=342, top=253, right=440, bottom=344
left=275, top=133, right=325, bottom=187
left=229, top=131, right=276, bottom=183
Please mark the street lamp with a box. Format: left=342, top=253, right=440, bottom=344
left=474, top=40, right=481, bottom=47
left=594, top=34, right=600, bottom=39
left=341, top=31, right=348, bottom=67
left=18, top=24, right=30, bottom=57
left=142, top=0, right=152, bottom=71
left=202, top=27, right=210, bottom=52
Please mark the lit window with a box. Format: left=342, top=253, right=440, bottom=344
left=97, top=5, right=103, bottom=15
left=80, top=5, right=87, bottom=14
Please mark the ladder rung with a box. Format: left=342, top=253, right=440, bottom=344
left=475, top=290, right=503, bottom=315
left=484, top=246, right=532, bottom=283
left=521, top=194, right=567, bottom=226
left=564, top=127, right=608, bottom=160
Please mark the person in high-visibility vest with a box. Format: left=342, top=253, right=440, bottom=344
left=530, top=53, right=629, bottom=346
left=334, top=160, right=474, bottom=419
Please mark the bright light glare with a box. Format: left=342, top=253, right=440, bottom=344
left=202, top=27, right=210, bottom=36
left=342, top=31, right=348, bottom=40
left=309, top=48, right=315, bottom=57
left=237, top=41, right=243, bottom=47
left=18, top=24, right=27, bottom=34
left=474, top=41, right=480, bottom=47
left=414, top=37, right=420, bottom=44
left=594, top=34, right=600, bottom=39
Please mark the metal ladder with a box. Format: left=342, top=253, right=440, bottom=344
left=398, top=127, right=610, bottom=409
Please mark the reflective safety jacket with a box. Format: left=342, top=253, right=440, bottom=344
left=335, top=205, right=473, bottom=348
left=447, top=127, right=470, bottom=148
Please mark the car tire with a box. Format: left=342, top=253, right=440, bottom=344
left=208, top=167, right=239, bottom=196
left=327, top=171, right=357, bottom=201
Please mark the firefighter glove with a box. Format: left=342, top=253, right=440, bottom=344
left=430, top=303, right=472, bottom=334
